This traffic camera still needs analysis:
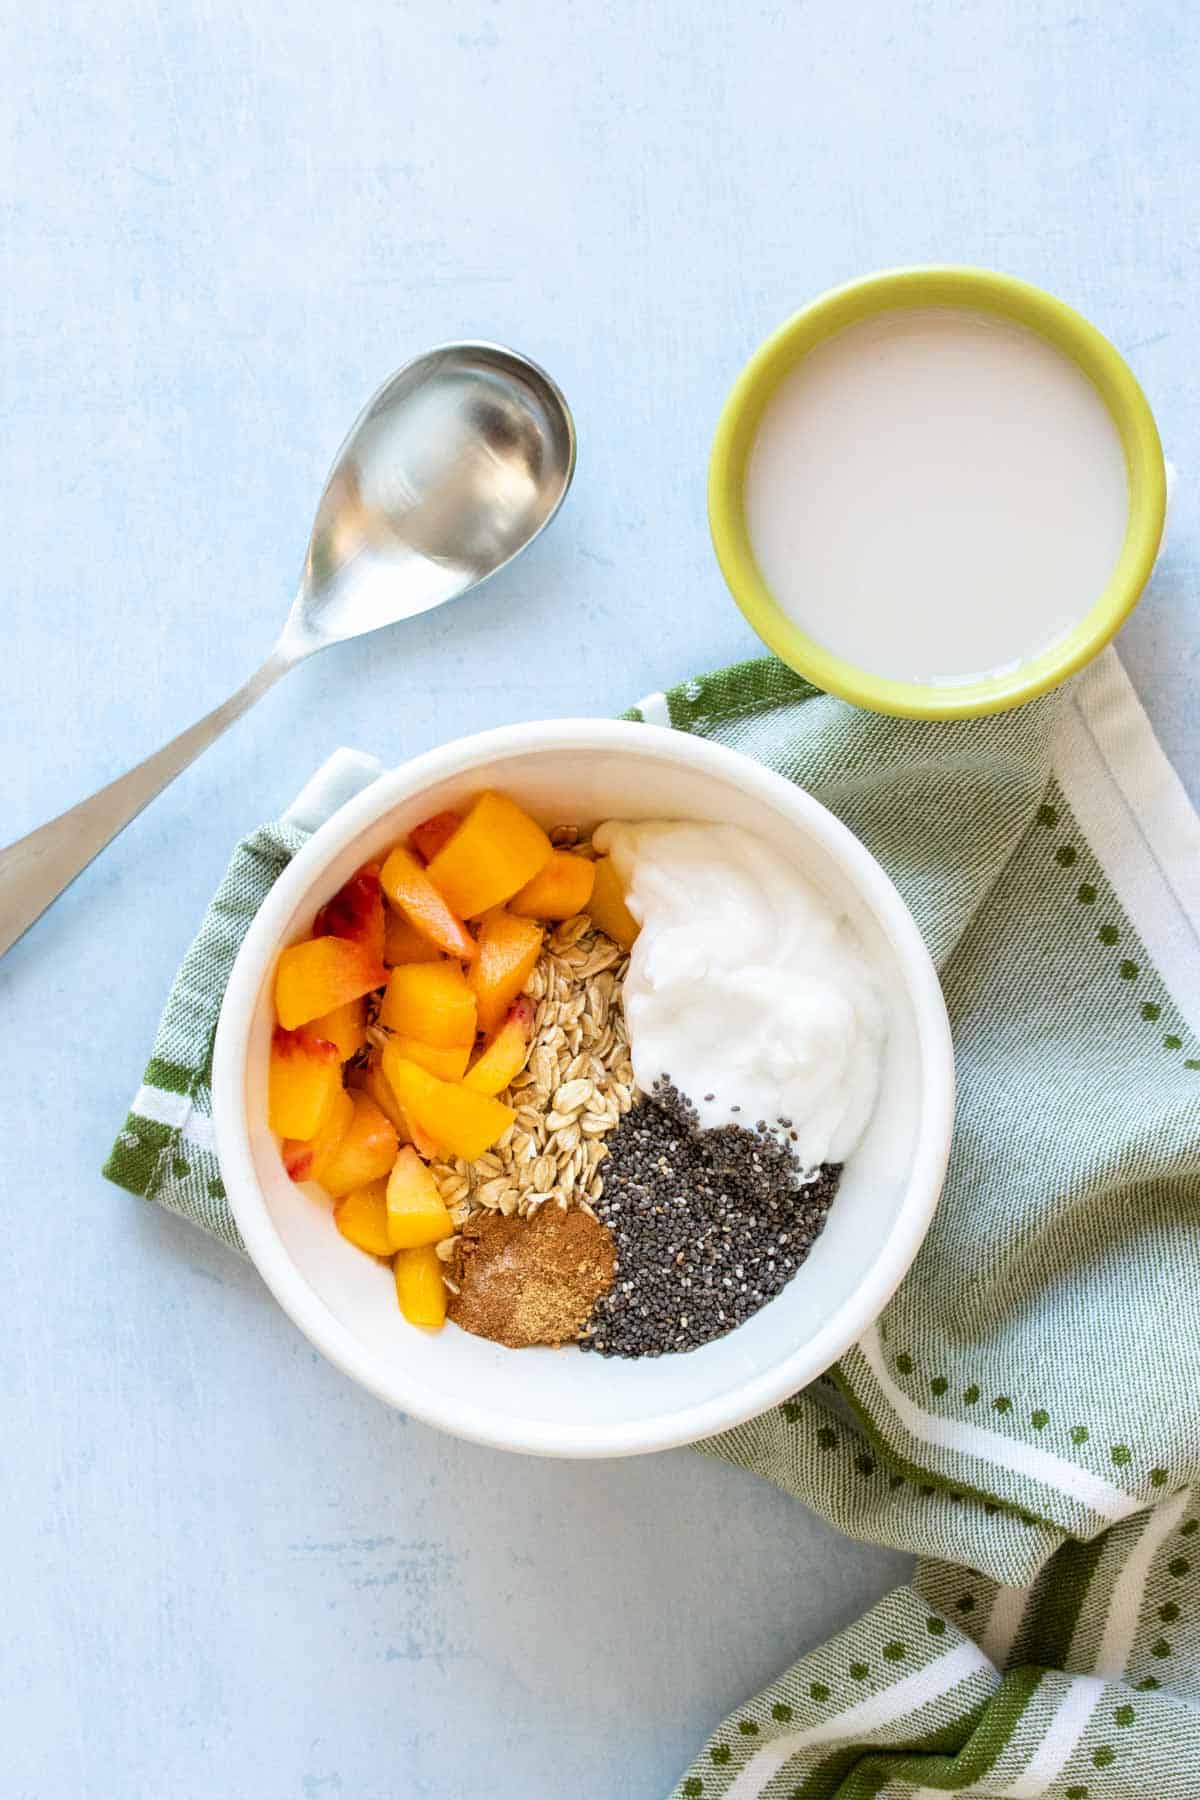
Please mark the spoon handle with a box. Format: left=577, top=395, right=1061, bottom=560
left=0, top=649, right=293, bottom=960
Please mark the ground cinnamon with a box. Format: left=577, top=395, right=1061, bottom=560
left=448, top=1205, right=616, bottom=1348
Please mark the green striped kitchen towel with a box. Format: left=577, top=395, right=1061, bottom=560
left=105, top=648, right=1200, bottom=1798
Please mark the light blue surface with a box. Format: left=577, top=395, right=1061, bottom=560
left=2, top=4, right=1197, bottom=1796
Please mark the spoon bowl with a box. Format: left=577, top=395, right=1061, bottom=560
left=0, top=343, right=576, bottom=959
left=290, top=343, right=576, bottom=651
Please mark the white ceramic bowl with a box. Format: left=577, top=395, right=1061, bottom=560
left=213, top=720, right=953, bottom=1457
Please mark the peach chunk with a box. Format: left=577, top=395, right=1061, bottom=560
left=409, top=809, right=463, bottom=864
left=374, top=1044, right=442, bottom=1154
left=282, top=1085, right=354, bottom=1183
left=383, top=910, right=442, bottom=967
left=386, top=1147, right=453, bottom=1249
left=405, top=1115, right=444, bottom=1160
left=349, top=1056, right=407, bottom=1136
left=353, top=1059, right=446, bottom=1156
left=333, top=1179, right=394, bottom=1258
left=379, top=961, right=477, bottom=1047
left=318, top=1092, right=400, bottom=1199
left=309, top=997, right=366, bottom=1064
left=586, top=856, right=639, bottom=951
left=509, top=850, right=596, bottom=921
left=468, top=910, right=543, bottom=1036
left=268, top=1027, right=342, bottom=1139
left=387, top=1035, right=471, bottom=1082
left=314, top=862, right=386, bottom=965
left=393, top=1244, right=447, bottom=1329
left=384, top=1057, right=516, bottom=1162
left=274, top=936, right=386, bottom=1030
left=379, top=844, right=476, bottom=961
left=464, top=997, right=534, bottom=1096
left=426, top=790, right=553, bottom=918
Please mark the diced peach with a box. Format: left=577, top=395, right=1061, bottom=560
left=406, top=1115, right=444, bottom=1160
left=387, top=1035, right=471, bottom=1082
left=370, top=1044, right=441, bottom=1152
left=464, top=997, right=534, bottom=1096
left=274, top=936, right=386, bottom=1030
left=349, top=1056, right=403, bottom=1131
left=353, top=1058, right=446, bottom=1156
left=509, top=851, right=596, bottom=921
left=379, top=961, right=477, bottom=1047
left=333, top=1179, right=394, bottom=1257
left=383, top=1057, right=516, bottom=1162
left=386, top=1147, right=453, bottom=1249
left=409, top=809, right=463, bottom=864
left=587, top=856, right=639, bottom=950
left=317, top=1092, right=400, bottom=1198
left=468, top=910, right=543, bottom=1036
left=393, top=1244, right=447, bottom=1329
left=308, top=997, right=366, bottom=1064
left=313, top=862, right=386, bottom=965
left=426, top=791, right=553, bottom=918
left=383, top=910, right=442, bottom=967
left=268, top=1027, right=342, bottom=1139
left=379, top=844, right=476, bottom=961
left=281, top=1139, right=312, bottom=1181
left=281, top=1085, right=354, bottom=1182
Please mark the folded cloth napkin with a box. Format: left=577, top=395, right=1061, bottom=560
left=106, top=649, right=1200, bottom=1799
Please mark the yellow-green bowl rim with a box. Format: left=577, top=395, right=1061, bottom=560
left=708, top=266, right=1167, bottom=719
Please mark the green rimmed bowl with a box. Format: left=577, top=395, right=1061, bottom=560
left=708, top=267, right=1167, bottom=719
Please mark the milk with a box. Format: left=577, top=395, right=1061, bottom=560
left=743, top=307, right=1130, bottom=685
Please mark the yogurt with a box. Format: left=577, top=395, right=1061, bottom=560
left=593, top=820, right=885, bottom=1167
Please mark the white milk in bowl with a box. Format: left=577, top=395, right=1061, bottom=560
left=743, top=307, right=1130, bottom=685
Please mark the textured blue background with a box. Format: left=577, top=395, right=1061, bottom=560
left=2, top=4, right=1196, bottom=1796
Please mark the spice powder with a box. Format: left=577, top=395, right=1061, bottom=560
left=448, top=1205, right=616, bottom=1348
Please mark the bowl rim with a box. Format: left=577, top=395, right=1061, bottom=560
left=708, top=265, right=1167, bottom=720
left=212, top=718, right=955, bottom=1457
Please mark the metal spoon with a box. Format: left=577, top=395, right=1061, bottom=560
left=0, top=342, right=576, bottom=959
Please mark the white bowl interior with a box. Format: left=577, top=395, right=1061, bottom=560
left=234, top=736, right=934, bottom=1453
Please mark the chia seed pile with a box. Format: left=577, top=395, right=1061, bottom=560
left=580, top=1078, right=842, bottom=1358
